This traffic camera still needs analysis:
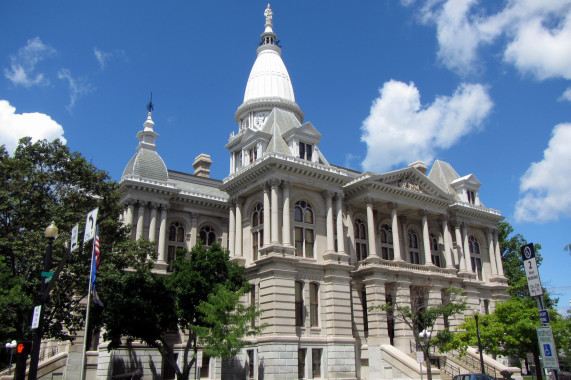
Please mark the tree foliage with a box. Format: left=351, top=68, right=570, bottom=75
left=100, top=242, right=263, bottom=380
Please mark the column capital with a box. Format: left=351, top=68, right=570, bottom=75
left=439, top=214, right=449, bottom=223
left=281, top=180, right=291, bottom=190
left=418, top=209, right=428, bottom=218
left=388, top=202, right=398, bottom=211
left=450, top=217, right=462, bottom=228
left=323, top=190, right=335, bottom=200
left=231, top=196, right=244, bottom=206
left=334, top=191, right=344, bottom=201
left=148, top=202, right=159, bottom=210
left=159, top=204, right=169, bottom=213
left=269, top=178, right=280, bottom=188
left=364, top=196, right=374, bottom=205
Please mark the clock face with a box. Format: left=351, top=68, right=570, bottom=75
left=254, top=112, right=270, bottom=129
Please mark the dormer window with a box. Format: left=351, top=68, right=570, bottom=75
left=299, top=142, right=313, bottom=161
left=467, top=190, right=476, bottom=205
left=249, top=147, right=258, bottom=164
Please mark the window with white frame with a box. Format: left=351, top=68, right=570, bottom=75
left=310, top=282, right=319, bottom=327
left=380, top=224, right=394, bottom=260
left=299, top=142, right=313, bottom=161
left=430, top=232, right=442, bottom=267
left=248, top=146, right=258, bottom=164
left=408, top=229, right=420, bottom=264
left=312, top=349, right=322, bottom=378
left=469, top=235, right=483, bottom=280
left=295, top=281, right=304, bottom=326
left=354, top=218, right=367, bottom=261
left=467, top=190, right=476, bottom=204
left=167, top=221, right=185, bottom=272
left=298, top=348, right=306, bottom=379
left=251, top=203, right=263, bottom=261
left=199, top=225, right=217, bottom=247
left=294, top=200, right=314, bottom=258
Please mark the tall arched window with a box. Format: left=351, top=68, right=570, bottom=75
left=167, top=221, right=185, bottom=272
left=469, top=235, right=482, bottom=280
left=251, top=203, right=264, bottom=261
left=354, top=218, right=367, bottom=261
left=408, top=229, right=420, bottom=264
left=380, top=224, right=394, bottom=260
left=199, top=225, right=217, bottom=247
left=430, top=232, right=442, bottom=267
left=294, top=200, right=314, bottom=258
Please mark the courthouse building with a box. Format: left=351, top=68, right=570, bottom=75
left=113, top=5, right=510, bottom=380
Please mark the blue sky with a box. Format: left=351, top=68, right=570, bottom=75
left=1, top=1, right=570, bottom=314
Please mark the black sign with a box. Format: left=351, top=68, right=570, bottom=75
left=521, top=243, right=535, bottom=261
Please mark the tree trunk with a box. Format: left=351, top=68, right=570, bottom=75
left=425, top=349, right=433, bottom=380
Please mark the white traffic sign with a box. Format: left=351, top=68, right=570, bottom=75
left=83, top=208, right=99, bottom=244
left=31, top=305, right=42, bottom=329
left=416, top=351, right=424, bottom=363
left=197, top=351, right=203, bottom=368
left=521, top=243, right=543, bottom=297
left=70, top=223, right=79, bottom=252
left=537, top=326, right=559, bottom=370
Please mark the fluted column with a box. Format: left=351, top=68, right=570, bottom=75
left=441, top=217, right=454, bottom=268
left=158, top=206, right=168, bottom=263
left=462, top=223, right=470, bottom=272
left=228, top=202, right=235, bottom=256
left=236, top=198, right=243, bottom=256
left=389, top=203, right=402, bottom=261
left=401, top=216, right=409, bottom=262
left=494, top=232, right=504, bottom=276
left=136, top=203, right=145, bottom=240
left=365, top=197, right=378, bottom=258
left=263, top=184, right=271, bottom=247
left=190, top=213, right=198, bottom=248
left=148, top=204, right=157, bottom=242
left=282, top=182, right=291, bottom=246
left=453, top=222, right=465, bottom=271
left=125, top=202, right=135, bottom=226
left=335, top=193, right=345, bottom=254
left=325, top=191, right=335, bottom=252
left=270, top=179, right=279, bottom=244
left=420, top=210, right=433, bottom=265
left=487, top=229, right=498, bottom=276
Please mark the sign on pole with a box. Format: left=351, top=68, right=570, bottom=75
left=537, top=326, right=559, bottom=370
left=539, top=309, right=550, bottom=324
left=70, top=223, right=79, bottom=252
left=416, top=351, right=424, bottom=363
left=197, top=351, right=203, bottom=368
left=521, top=243, right=543, bottom=297
left=83, top=208, right=99, bottom=244
left=31, top=305, right=41, bottom=329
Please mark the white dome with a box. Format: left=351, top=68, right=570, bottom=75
left=243, top=48, right=295, bottom=103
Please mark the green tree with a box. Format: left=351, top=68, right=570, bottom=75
left=0, top=138, right=140, bottom=366
left=100, top=242, right=263, bottom=380
left=370, top=286, right=467, bottom=380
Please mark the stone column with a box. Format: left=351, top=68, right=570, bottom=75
left=235, top=198, right=243, bottom=256
left=282, top=182, right=291, bottom=246
left=136, top=203, right=145, bottom=240
left=263, top=183, right=271, bottom=247
left=364, top=280, right=390, bottom=344
left=389, top=203, right=402, bottom=261
left=420, top=210, right=432, bottom=265
left=148, top=204, right=157, bottom=242
left=441, top=217, right=454, bottom=268
left=393, top=282, right=413, bottom=352
left=346, top=208, right=356, bottom=263
left=462, top=223, right=471, bottom=272
left=335, top=193, right=345, bottom=254
left=494, top=232, right=504, bottom=276
left=190, top=213, right=198, bottom=248
left=453, top=222, right=466, bottom=271
left=401, top=216, right=409, bottom=262
left=270, top=179, right=279, bottom=244
left=228, top=202, right=235, bottom=256
left=158, top=206, right=168, bottom=263
left=487, top=229, right=498, bottom=276
left=365, top=197, right=378, bottom=258
left=324, top=191, right=335, bottom=252
left=125, top=202, right=134, bottom=226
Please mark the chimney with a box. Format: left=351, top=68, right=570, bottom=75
left=408, top=160, right=428, bottom=175
left=193, top=154, right=212, bottom=178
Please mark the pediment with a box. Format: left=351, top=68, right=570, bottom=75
left=376, top=168, right=452, bottom=199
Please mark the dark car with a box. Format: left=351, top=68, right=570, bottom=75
left=452, top=374, right=496, bottom=380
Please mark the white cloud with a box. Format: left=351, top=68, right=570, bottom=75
left=94, top=48, right=112, bottom=70
left=515, top=123, right=571, bottom=222
left=0, top=100, right=66, bottom=155
left=560, top=87, right=571, bottom=102
left=411, top=0, right=571, bottom=79
left=360, top=80, right=492, bottom=172
left=4, top=37, right=56, bottom=87
left=57, top=69, right=93, bottom=111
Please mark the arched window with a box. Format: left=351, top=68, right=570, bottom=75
left=354, top=218, right=367, bottom=261
left=167, top=221, right=186, bottom=272
left=408, top=229, right=420, bottom=264
left=251, top=203, right=264, bottom=261
left=380, top=224, right=394, bottom=260
left=199, top=225, right=217, bottom=247
left=430, top=232, right=442, bottom=267
left=294, top=200, right=314, bottom=258
left=469, top=235, right=482, bottom=280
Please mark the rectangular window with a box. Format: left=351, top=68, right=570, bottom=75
left=362, top=290, right=368, bottom=336
left=298, top=348, right=306, bottom=379
left=199, top=355, right=210, bottom=378
left=299, top=142, right=313, bottom=161
left=252, top=231, right=259, bottom=261
left=247, top=350, right=255, bottom=379
left=305, top=229, right=314, bottom=258
left=310, top=283, right=318, bottom=327
left=471, top=257, right=482, bottom=280
left=167, top=246, right=176, bottom=272
left=431, top=254, right=441, bottom=267
left=295, top=281, right=303, bottom=326
left=311, top=349, right=322, bottom=378
left=295, top=227, right=303, bottom=256
left=467, top=190, right=475, bottom=204
left=410, top=251, right=420, bottom=264
left=250, top=287, right=256, bottom=328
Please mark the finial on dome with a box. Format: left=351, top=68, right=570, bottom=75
left=264, top=4, right=273, bottom=27
left=147, top=92, right=154, bottom=113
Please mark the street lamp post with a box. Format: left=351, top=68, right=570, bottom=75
left=474, top=313, right=486, bottom=374
left=28, top=221, right=58, bottom=380
left=5, top=340, right=17, bottom=374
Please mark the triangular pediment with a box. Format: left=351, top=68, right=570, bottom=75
left=375, top=167, right=453, bottom=199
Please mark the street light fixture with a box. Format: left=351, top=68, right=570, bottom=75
left=28, top=221, right=58, bottom=380
left=5, top=340, right=17, bottom=374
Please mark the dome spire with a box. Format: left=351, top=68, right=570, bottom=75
left=260, top=4, right=278, bottom=49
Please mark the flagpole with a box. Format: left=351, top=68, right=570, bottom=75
left=80, top=225, right=97, bottom=380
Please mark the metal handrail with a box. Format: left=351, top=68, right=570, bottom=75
left=451, top=349, right=497, bottom=378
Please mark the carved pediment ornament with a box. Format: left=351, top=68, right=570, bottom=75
left=386, top=173, right=425, bottom=194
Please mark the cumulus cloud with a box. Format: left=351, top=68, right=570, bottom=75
left=0, top=100, right=66, bottom=154
left=410, top=0, right=571, bottom=79
left=57, top=69, right=93, bottom=111
left=4, top=37, right=56, bottom=87
left=515, top=123, right=571, bottom=222
left=360, top=80, right=492, bottom=172
left=560, top=87, right=571, bottom=102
